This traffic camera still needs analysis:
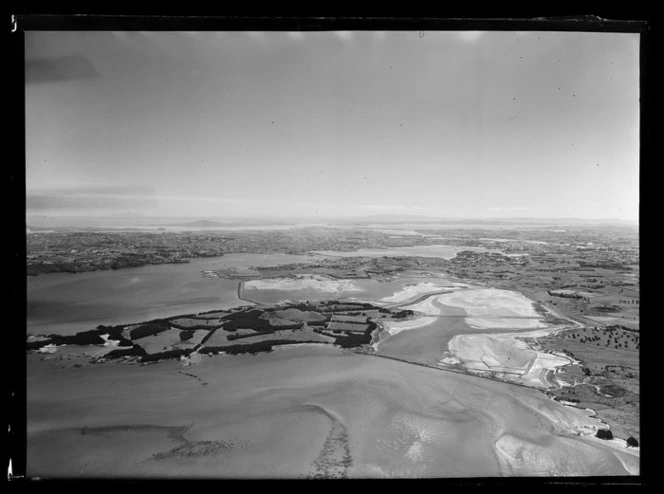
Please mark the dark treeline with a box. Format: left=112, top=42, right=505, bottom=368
left=168, top=321, right=224, bottom=331
left=227, top=331, right=274, bottom=341
left=140, top=348, right=193, bottom=363
left=105, top=344, right=147, bottom=359
left=199, top=339, right=325, bottom=356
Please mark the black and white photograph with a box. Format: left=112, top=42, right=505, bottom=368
left=17, top=16, right=644, bottom=480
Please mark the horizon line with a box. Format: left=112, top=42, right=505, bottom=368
left=25, top=213, right=639, bottom=223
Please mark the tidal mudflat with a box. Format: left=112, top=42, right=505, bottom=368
left=27, top=345, right=638, bottom=478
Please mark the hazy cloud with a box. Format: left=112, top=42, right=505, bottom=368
left=488, top=206, right=529, bottom=212
left=27, top=185, right=158, bottom=212
left=25, top=31, right=639, bottom=221
left=359, top=204, right=430, bottom=213
left=25, top=55, right=100, bottom=84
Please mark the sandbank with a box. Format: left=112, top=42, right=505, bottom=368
left=244, top=274, right=362, bottom=294
left=465, top=317, right=549, bottom=330
left=445, top=327, right=574, bottom=388
left=380, top=282, right=456, bottom=304
left=439, top=288, right=542, bottom=318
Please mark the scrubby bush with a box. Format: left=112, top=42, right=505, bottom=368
left=626, top=437, right=639, bottom=447
left=595, top=429, right=613, bottom=440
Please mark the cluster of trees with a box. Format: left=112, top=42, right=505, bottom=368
left=129, top=320, right=172, bottom=340
left=180, top=330, right=194, bottom=341
left=221, top=309, right=271, bottom=332
left=577, top=335, right=601, bottom=344
left=332, top=321, right=378, bottom=348
left=221, top=309, right=306, bottom=332
left=392, top=310, right=414, bottom=319
left=595, top=429, right=613, bottom=440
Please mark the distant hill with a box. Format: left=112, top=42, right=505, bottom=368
left=172, top=220, right=233, bottom=228
left=319, top=215, right=638, bottom=226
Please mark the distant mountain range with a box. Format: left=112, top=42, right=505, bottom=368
left=303, top=215, right=638, bottom=226
left=26, top=213, right=637, bottom=229
left=170, top=220, right=234, bottom=228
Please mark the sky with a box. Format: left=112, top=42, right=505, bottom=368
left=25, top=30, right=640, bottom=221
